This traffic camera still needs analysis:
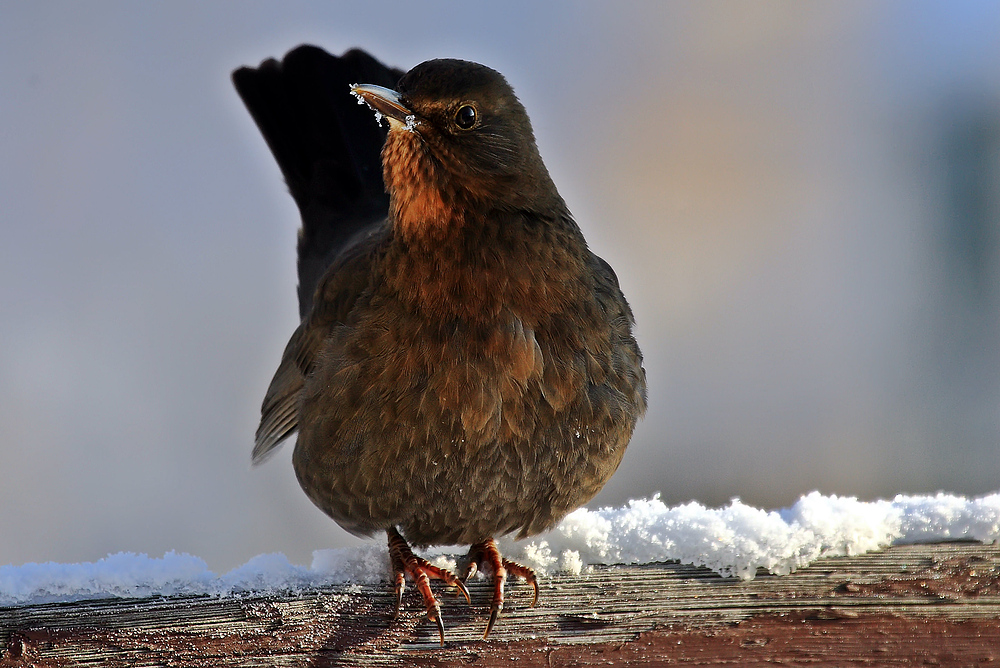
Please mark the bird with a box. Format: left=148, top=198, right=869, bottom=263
left=232, top=45, right=646, bottom=645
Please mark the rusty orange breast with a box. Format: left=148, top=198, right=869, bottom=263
left=382, top=128, right=462, bottom=241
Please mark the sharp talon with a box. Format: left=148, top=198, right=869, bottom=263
left=484, top=602, right=501, bottom=639
left=433, top=610, right=446, bottom=647
left=393, top=572, right=405, bottom=616
left=530, top=578, right=539, bottom=607
left=455, top=578, right=472, bottom=605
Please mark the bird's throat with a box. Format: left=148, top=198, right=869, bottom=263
left=383, top=129, right=465, bottom=243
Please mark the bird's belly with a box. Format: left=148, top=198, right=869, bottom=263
left=294, top=398, right=630, bottom=547
left=292, top=317, right=636, bottom=546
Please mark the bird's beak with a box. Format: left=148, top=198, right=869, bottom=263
left=350, top=84, right=416, bottom=131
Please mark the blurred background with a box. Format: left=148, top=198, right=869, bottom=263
left=2, top=1, right=998, bottom=572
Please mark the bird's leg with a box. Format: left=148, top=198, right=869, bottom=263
left=386, top=527, right=471, bottom=646
left=462, top=538, right=540, bottom=639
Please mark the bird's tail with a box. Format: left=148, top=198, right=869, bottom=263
left=232, top=46, right=403, bottom=318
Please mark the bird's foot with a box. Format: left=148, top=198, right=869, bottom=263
left=461, top=538, right=539, bottom=639
left=387, top=527, right=471, bottom=646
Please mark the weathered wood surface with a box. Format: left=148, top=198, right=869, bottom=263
left=2, top=541, right=999, bottom=666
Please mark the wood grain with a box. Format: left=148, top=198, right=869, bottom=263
left=2, top=542, right=999, bottom=666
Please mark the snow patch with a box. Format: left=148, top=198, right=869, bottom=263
left=2, top=491, right=998, bottom=606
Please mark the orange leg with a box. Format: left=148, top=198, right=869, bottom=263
left=387, top=527, right=471, bottom=646
left=463, top=538, right=539, bottom=638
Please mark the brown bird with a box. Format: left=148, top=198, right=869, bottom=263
left=233, top=46, right=646, bottom=644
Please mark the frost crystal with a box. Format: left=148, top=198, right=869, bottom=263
left=350, top=87, right=385, bottom=127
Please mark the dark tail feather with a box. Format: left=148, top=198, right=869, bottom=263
left=233, top=46, right=403, bottom=318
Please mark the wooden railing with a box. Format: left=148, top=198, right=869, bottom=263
left=2, top=542, right=999, bottom=666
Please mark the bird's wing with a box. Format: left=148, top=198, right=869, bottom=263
left=232, top=45, right=403, bottom=318
left=252, top=227, right=389, bottom=464
left=235, top=46, right=402, bottom=462
left=588, top=252, right=648, bottom=415
left=253, top=325, right=306, bottom=463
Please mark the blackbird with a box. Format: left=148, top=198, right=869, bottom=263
left=233, top=45, right=646, bottom=644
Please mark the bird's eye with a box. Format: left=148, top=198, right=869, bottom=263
left=455, top=104, right=477, bottom=129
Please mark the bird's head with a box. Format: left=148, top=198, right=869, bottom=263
left=351, top=59, right=561, bottom=240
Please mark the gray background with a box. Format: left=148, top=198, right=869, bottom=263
left=2, top=1, right=998, bottom=571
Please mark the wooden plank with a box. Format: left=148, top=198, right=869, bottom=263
left=2, top=542, right=999, bottom=666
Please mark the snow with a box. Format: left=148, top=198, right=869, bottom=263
left=500, top=491, right=999, bottom=580
left=349, top=87, right=385, bottom=127
left=2, top=490, right=998, bottom=607
left=349, top=85, right=418, bottom=133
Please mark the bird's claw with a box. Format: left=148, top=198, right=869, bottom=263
left=502, top=559, right=539, bottom=608
left=484, top=598, right=502, bottom=639
left=432, top=609, right=446, bottom=646
left=424, top=600, right=446, bottom=646
left=453, top=577, right=472, bottom=605
left=388, top=529, right=539, bottom=642
left=464, top=538, right=538, bottom=639
left=388, top=527, right=469, bottom=646
left=392, top=570, right=405, bottom=617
